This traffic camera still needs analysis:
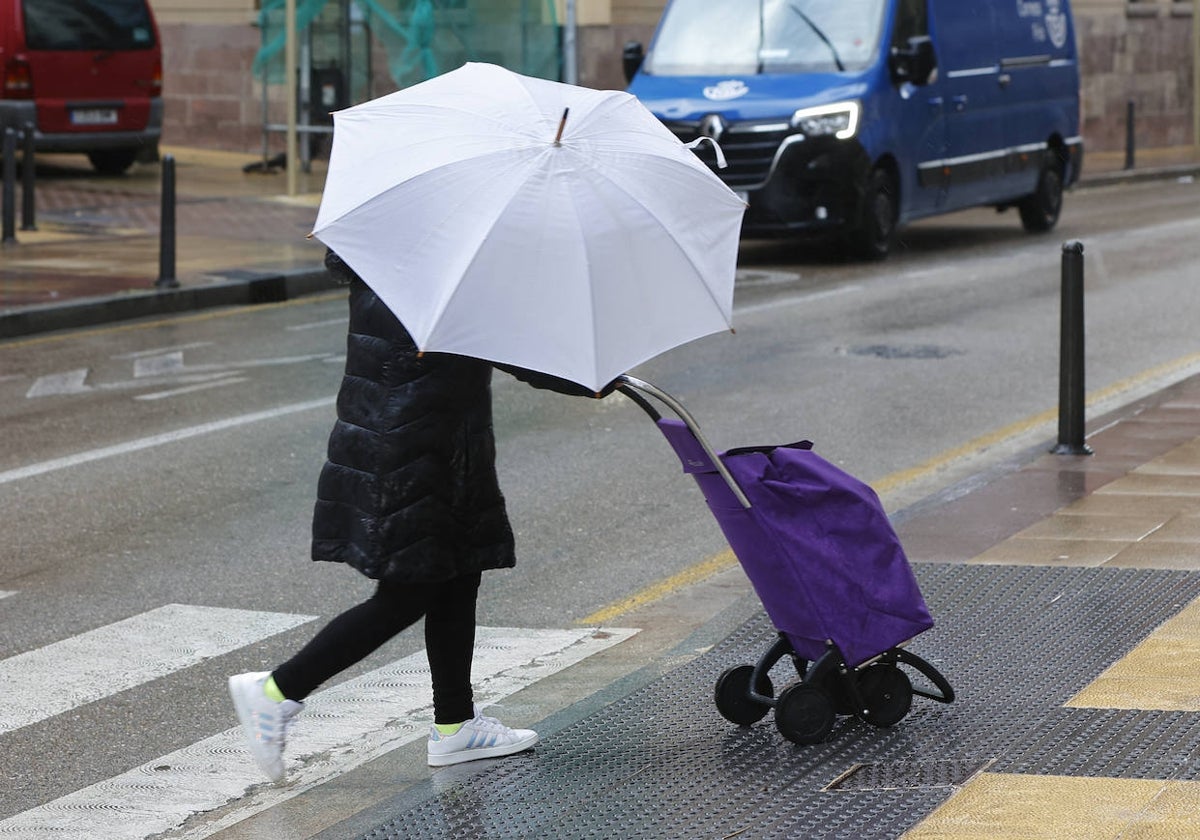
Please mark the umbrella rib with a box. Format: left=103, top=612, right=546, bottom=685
left=564, top=148, right=735, bottom=325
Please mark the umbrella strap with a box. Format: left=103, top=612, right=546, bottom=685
left=685, top=136, right=728, bottom=169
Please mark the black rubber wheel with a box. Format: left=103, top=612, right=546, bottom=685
left=1017, top=159, right=1064, bottom=232
left=846, top=167, right=898, bottom=261
left=774, top=683, right=835, bottom=745
left=858, top=663, right=913, bottom=728
left=714, top=665, right=773, bottom=726
left=87, top=148, right=139, bottom=176
left=808, top=670, right=856, bottom=716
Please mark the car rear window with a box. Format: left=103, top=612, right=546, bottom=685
left=22, top=0, right=156, bottom=51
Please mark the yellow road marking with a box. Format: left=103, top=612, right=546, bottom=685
left=578, top=550, right=737, bottom=626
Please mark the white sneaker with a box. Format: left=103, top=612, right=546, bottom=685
left=228, top=671, right=303, bottom=782
left=427, top=706, right=538, bottom=767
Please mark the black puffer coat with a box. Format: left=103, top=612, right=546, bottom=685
left=312, top=252, right=598, bottom=584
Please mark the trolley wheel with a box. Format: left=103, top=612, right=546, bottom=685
left=858, top=663, right=913, bottom=728
left=809, top=670, right=856, bottom=716
left=774, top=683, right=835, bottom=745
left=714, top=665, right=774, bottom=726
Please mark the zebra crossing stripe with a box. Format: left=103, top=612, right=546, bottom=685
left=0, top=626, right=637, bottom=840
left=0, top=604, right=315, bottom=735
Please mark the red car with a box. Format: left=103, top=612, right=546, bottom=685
left=1, top=0, right=163, bottom=174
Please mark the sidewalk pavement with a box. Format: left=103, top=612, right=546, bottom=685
left=5, top=144, right=1200, bottom=838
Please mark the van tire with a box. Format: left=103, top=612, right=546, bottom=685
left=87, top=149, right=139, bottom=176
left=1018, top=159, right=1063, bottom=233
left=847, top=168, right=898, bottom=261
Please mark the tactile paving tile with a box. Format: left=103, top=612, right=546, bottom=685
left=356, top=564, right=1200, bottom=840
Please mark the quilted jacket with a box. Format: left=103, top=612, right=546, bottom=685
left=312, top=252, right=597, bottom=583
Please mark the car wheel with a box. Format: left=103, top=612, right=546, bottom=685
left=87, top=149, right=140, bottom=176
left=846, top=168, right=898, bottom=261
left=1018, top=156, right=1064, bottom=232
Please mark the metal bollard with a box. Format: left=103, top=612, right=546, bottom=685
left=1124, top=100, right=1136, bottom=170
left=2, top=128, right=16, bottom=246
left=155, top=154, right=179, bottom=289
left=1053, top=241, right=1093, bottom=455
left=20, top=122, right=36, bottom=231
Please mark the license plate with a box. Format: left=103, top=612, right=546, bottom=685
left=70, top=108, right=119, bottom=126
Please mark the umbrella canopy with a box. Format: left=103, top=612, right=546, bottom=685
left=311, top=62, right=747, bottom=391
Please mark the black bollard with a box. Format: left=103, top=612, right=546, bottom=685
left=1124, top=100, right=1136, bottom=170
left=20, top=122, right=36, bottom=231
left=2, top=128, right=16, bottom=246
left=1053, top=241, right=1092, bottom=455
left=155, top=154, right=179, bottom=289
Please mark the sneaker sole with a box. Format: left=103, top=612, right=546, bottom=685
left=427, top=733, right=539, bottom=767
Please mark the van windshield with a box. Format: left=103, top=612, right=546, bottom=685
left=22, top=0, right=156, bottom=51
left=644, top=0, right=886, bottom=76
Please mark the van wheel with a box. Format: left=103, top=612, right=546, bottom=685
left=87, top=149, right=139, bottom=176
left=846, top=168, right=898, bottom=261
left=1018, top=159, right=1063, bottom=232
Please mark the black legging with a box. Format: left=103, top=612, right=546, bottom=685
left=272, top=571, right=482, bottom=725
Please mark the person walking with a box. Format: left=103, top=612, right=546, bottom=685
left=229, top=250, right=613, bottom=783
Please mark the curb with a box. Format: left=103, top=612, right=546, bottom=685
left=0, top=266, right=333, bottom=340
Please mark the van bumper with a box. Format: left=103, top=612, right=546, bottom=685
left=0, top=99, right=162, bottom=153
left=738, top=137, right=872, bottom=238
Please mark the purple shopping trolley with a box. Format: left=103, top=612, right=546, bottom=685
left=618, top=376, right=953, bottom=745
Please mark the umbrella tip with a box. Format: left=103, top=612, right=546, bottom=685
left=553, top=107, right=570, bottom=146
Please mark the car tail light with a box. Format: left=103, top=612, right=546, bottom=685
left=3, top=59, right=33, bottom=99
left=150, top=57, right=162, bottom=96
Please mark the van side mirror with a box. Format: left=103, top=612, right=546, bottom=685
left=622, top=41, right=645, bottom=84
left=889, top=36, right=936, bottom=86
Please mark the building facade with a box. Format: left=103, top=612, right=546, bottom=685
left=149, top=0, right=1197, bottom=157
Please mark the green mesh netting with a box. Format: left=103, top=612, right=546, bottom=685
left=254, top=0, right=560, bottom=98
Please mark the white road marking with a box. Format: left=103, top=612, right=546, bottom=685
left=113, top=342, right=213, bottom=359
left=0, top=605, right=315, bottom=735
left=734, top=284, right=863, bottom=316
left=134, top=376, right=250, bottom=401
left=287, top=317, right=345, bottom=331
left=0, top=591, right=15, bottom=600
left=0, top=626, right=638, bottom=840
left=26, top=369, right=90, bottom=398
left=133, top=351, right=185, bottom=377
left=0, top=396, right=336, bottom=485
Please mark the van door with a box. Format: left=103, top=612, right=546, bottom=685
left=18, top=0, right=159, bottom=138
left=927, top=0, right=1014, bottom=209
left=991, top=0, right=1080, bottom=199
left=888, top=0, right=947, bottom=217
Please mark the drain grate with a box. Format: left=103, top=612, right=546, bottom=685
left=826, top=759, right=994, bottom=791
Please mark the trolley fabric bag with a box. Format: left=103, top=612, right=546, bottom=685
left=657, top=419, right=933, bottom=668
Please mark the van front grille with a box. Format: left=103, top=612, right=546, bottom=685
left=662, top=120, right=792, bottom=189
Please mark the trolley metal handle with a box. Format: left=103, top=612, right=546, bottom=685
left=616, top=374, right=752, bottom=509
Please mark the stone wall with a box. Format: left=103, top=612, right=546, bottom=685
left=1076, top=4, right=1197, bottom=149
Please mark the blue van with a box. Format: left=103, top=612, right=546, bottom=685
left=623, top=0, right=1083, bottom=259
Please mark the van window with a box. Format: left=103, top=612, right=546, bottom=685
left=21, top=0, right=157, bottom=51
left=891, top=0, right=929, bottom=48
left=645, top=0, right=887, bottom=76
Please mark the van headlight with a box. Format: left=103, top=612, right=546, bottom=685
left=791, top=101, right=860, bottom=140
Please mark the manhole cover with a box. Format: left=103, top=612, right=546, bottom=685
left=847, top=344, right=960, bottom=360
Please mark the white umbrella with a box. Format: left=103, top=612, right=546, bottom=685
left=311, top=62, right=747, bottom=392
